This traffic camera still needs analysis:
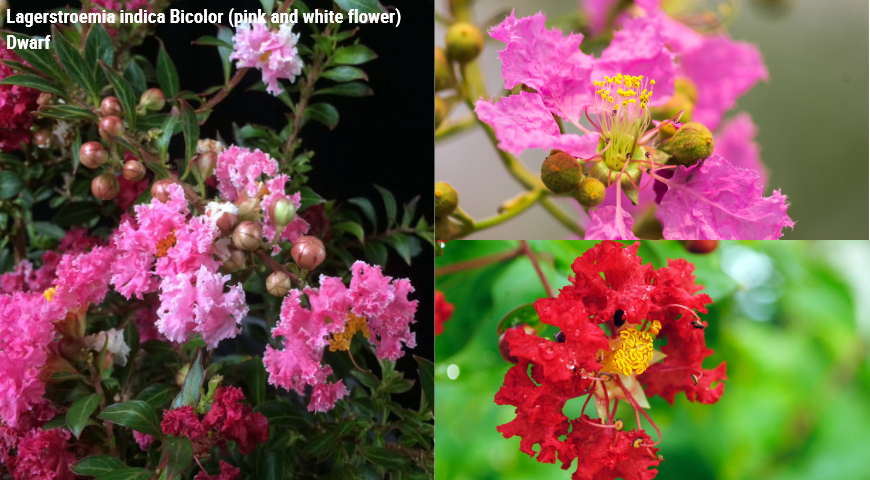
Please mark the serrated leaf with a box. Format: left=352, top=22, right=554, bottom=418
left=332, top=44, right=378, bottom=65
left=302, top=103, right=339, bottom=130
left=414, top=355, right=434, bottom=413
left=71, top=455, right=126, bottom=476
left=0, top=74, right=66, bottom=98
left=31, top=221, right=66, bottom=241
left=97, top=400, right=161, bottom=437
left=314, top=82, right=372, bottom=97
left=101, top=62, right=137, bottom=129
left=156, top=39, right=180, bottom=99
left=332, top=221, right=365, bottom=243
left=164, top=436, right=193, bottom=478
left=52, top=201, right=102, bottom=226
left=349, top=197, right=377, bottom=229
left=374, top=184, right=397, bottom=226
left=52, top=25, right=96, bottom=98
left=0, top=171, right=23, bottom=200
left=334, top=0, right=386, bottom=15
left=66, top=393, right=101, bottom=438
left=179, top=100, right=199, bottom=167
left=321, top=66, right=368, bottom=82
left=172, top=349, right=203, bottom=409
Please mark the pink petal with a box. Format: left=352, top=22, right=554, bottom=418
left=713, top=112, right=768, bottom=187
left=585, top=206, right=639, bottom=240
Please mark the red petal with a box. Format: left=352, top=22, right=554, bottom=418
left=564, top=416, right=661, bottom=480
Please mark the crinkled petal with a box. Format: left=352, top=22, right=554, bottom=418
left=585, top=206, right=639, bottom=240
left=713, top=112, right=768, bottom=187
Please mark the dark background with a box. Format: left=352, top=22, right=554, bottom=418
left=11, top=0, right=434, bottom=383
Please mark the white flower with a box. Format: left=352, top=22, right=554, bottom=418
left=84, top=328, right=131, bottom=366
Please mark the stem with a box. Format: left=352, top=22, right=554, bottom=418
left=435, top=115, right=477, bottom=142
left=254, top=250, right=300, bottom=286
left=520, top=240, right=554, bottom=298
left=540, top=198, right=585, bottom=237
left=284, top=24, right=333, bottom=156
left=198, top=68, right=250, bottom=114
left=434, top=247, right=524, bottom=276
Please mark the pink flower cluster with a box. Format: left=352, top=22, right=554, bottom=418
left=231, top=23, right=303, bottom=96
left=0, top=41, right=39, bottom=152
left=264, top=261, right=418, bottom=412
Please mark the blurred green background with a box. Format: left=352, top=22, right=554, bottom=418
left=434, top=240, right=870, bottom=480
left=435, top=0, right=869, bottom=239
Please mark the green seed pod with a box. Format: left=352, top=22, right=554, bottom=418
left=270, top=197, right=297, bottom=228
left=541, top=150, right=582, bottom=194
left=445, top=22, right=484, bottom=64
left=588, top=151, right=644, bottom=206
left=435, top=96, right=448, bottom=129
left=661, top=121, right=714, bottom=167
left=434, top=182, right=459, bottom=218
left=434, top=47, right=453, bottom=91
left=575, top=177, right=606, bottom=208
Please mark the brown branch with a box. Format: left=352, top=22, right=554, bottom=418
left=12, top=216, right=27, bottom=265
left=283, top=25, right=336, bottom=155
left=520, top=240, right=554, bottom=298
left=435, top=247, right=523, bottom=276
left=198, top=68, right=250, bottom=114
left=254, top=250, right=300, bottom=286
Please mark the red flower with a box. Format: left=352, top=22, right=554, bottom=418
left=202, top=386, right=269, bottom=455
left=0, top=42, right=39, bottom=152
left=194, top=461, right=241, bottom=480
left=161, top=405, right=206, bottom=440
left=434, top=291, right=454, bottom=335
left=564, top=416, right=660, bottom=480
left=7, top=428, right=77, bottom=480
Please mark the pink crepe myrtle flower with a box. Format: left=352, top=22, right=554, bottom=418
left=348, top=262, right=418, bottom=361
left=132, top=431, right=155, bottom=451
left=51, top=246, right=116, bottom=311
left=6, top=428, right=77, bottom=480
left=261, top=174, right=310, bottom=249
left=712, top=113, right=768, bottom=187
left=231, top=23, right=303, bottom=96
left=156, top=265, right=248, bottom=349
left=215, top=146, right=279, bottom=202
left=0, top=41, right=40, bottom=152
left=585, top=206, right=640, bottom=240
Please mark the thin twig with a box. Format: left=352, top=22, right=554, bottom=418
left=520, top=240, right=554, bottom=298
left=435, top=247, right=523, bottom=276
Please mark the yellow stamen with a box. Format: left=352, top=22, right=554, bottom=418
left=328, top=314, right=371, bottom=352
left=43, top=287, right=56, bottom=302
left=155, top=231, right=177, bottom=258
left=610, top=322, right=660, bottom=376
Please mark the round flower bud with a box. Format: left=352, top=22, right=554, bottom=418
left=266, top=271, right=293, bottom=298
left=232, top=221, right=263, bottom=251
left=36, top=92, right=53, bottom=106
left=541, top=150, right=582, bottom=194
left=91, top=173, right=119, bottom=201
left=575, top=177, right=606, bottom=208
left=445, top=22, right=484, bottom=64
left=498, top=323, right=537, bottom=364
left=33, top=129, right=51, bottom=148
left=100, top=96, right=123, bottom=117
left=150, top=178, right=175, bottom=203
left=222, top=248, right=246, bottom=273
left=434, top=47, right=453, bottom=91
left=683, top=240, right=719, bottom=254
left=216, top=211, right=239, bottom=236
left=661, top=121, right=714, bottom=167
left=122, top=160, right=146, bottom=181
left=98, top=115, right=125, bottom=142
left=270, top=198, right=297, bottom=228
left=195, top=151, right=217, bottom=179
left=291, top=236, right=326, bottom=271
left=434, top=96, right=448, bottom=129
left=79, top=141, right=108, bottom=169
left=139, top=88, right=166, bottom=111
left=175, top=363, right=190, bottom=388
left=434, top=182, right=459, bottom=219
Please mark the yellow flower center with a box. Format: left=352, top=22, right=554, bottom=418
left=43, top=287, right=56, bottom=302
left=155, top=231, right=177, bottom=258
left=329, top=314, right=371, bottom=352
left=593, top=73, right=655, bottom=170
left=610, top=320, right=661, bottom=376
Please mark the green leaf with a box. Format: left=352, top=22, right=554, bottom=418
left=350, top=370, right=380, bottom=390
left=321, top=66, right=368, bottom=82
left=192, top=35, right=233, bottom=49
left=85, top=23, right=114, bottom=88
left=164, top=436, right=193, bottom=478
left=36, top=104, right=99, bottom=122
left=387, top=233, right=412, bottom=265
left=334, top=0, right=386, bottom=15
left=156, top=39, right=180, bottom=99
left=360, top=446, right=408, bottom=469
left=66, top=393, right=101, bottom=438
left=314, top=82, right=373, bottom=97
left=172, top=349, right=203, bottom=409
left=0, top=171, right=23, bottom=200
left=71, top=455, right=126, bottom=476
left=260, top=0, right=277, bottom=16
left=332, top=44, right=378, bottom=65
left=332, top=221, right=365, bottom=243
left=262, top=450, right=285, bottom=480
left=32, top=221, right=66, bottom=241
left=52, top=25, right=96, bottom=98
left=179, top=100, right=199, bottom=169
left=124, top=60, right=146, bottom=97
left=254, top=400, right=311, bottom=428
left=95, top=467, right=153, bottom=480
left=402, top=196, right=420, bottom=227
left=137, top=384, right=177, bottom=410
left=298, top=186, right=325, bottom=210
left=97, top=400, right=161, bottom=437
left=414, top=355, right=434, bottom=412
left=374, top=184, right=397, bottom=226
left=0, top=74, right=66, bottom=98
left=363, top=241, right=388, bottom=266
left=302, top=103, right=339, bottom=130
left=216, top=26, right=235, bottom=84
left=349, top=197, right=377, bottom=229
left=101, top=62, right=137, bottom=129
left=53, top=201, right=102, bottom=226
left=4, top=33, right=65, bottom=83
left=157, top=112, right=180, bottom=162
left=247, top=356, right=266, bottom=405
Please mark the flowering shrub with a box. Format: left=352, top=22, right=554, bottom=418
left=0, top=1, right=433, bottom=478
left=435, top=0, right=793, bottom=240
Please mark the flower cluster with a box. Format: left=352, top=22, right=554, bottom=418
left=435, top=290, right=455, bottom=335
left=264, top=261, right=418, bottom=412
left=231, top=23, right=304, bottom=96
left=496, top=241, right=726, bottom=480
left=475, top=9, right=791, bottom=239
left=0, top=42, right=39, bottom=152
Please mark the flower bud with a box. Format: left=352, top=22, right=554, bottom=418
left=33, top=128, right=51, bottom=148
left=266, top=271, right=293, bottom=297
left=434, top=47, right=453, bottom=91
left=541, top=150, right=582, bottom=194
left=216, top=211, right=239, bottom=236
left=91, top=173, right=119, bottom=201
left=270, top=198, right=296, bottom=228
left=79, top=141, right=108, bottom=169
left=150, top=178, right=175, bottom=203
left=36, top=92, right=53, bottom=106
left=434, top=182, right=459, bottom=218
left=683, top=240, right=719, bottom=254
left=661, top=121, right=714, bottom=167
left=445, top=22, right=484, bottom=64
left=652, top=78, right=697, bottom=123
left=195, top=151, right=217, bottom=179
left=498, top=323, right=537, bottom=364
left=222, top=247, right=246, bottom=272
left=575, top=177, right=605, bottom=208
left=98, top=115, right=125, bottom=142
left=291, top=236, right=326, bottom=270
left=139, top=88, right=166, bottom=111
left=175, top=363, right=190, bottom=388
left=122, top=160, right=146, bottom=181
left=434, top=96, right=447, bottom=129
left=233, top=221, right=263, bottom=251
left=100, top=96, right=123, bottom=117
